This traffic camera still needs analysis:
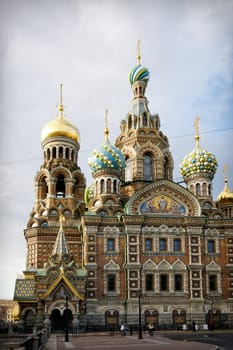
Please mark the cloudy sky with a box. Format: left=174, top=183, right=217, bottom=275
left=0, top=0, right=232, bottom=299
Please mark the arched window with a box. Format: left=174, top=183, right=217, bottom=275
left=52, top=147, right=56, bottom=158
left=128, top=117, right=133, bottom=129
left=107, top=179, right=111, bottom=193
left=71, top=150, right=74, bottom=162
left=39, top=176, right=48, bottom=200
left=59, top=146, right=63, bottom=158
left=125, top=157, right=131, bottom=182
left=196, top=183, right=201, bottom=196
left=144, top=154, right=152, bottom=181
left=203, top=183, right=207, bottom=196
left=100, top=179, right=105, bottom=194
left=113, top=179, right=117, bottom=193
left=56, top=174, right=65, bottom=198
left=65, top=148, right=70, bottom=159
left=142, top=114, right=147, bottom=126
left=190, top=184, right=194, bottom=193
left=47, top=149, right=51, bottom=161
left=208, top=184, right=212, bottom=196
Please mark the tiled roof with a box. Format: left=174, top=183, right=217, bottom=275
left=14, top=279, right=37, bottom=300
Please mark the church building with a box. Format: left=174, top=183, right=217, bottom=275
left=14, top=47, right=233, bottom=332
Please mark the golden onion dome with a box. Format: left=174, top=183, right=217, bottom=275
left=218, top=178, right=233, bottom=202
left=41, top=85, right=79, bottom=143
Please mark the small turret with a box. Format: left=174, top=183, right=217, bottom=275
left=217, top=165, right=233, bottom=218
left=179, top=116, right=218, bottom=200
left=86, top=111, right=125, bottom=216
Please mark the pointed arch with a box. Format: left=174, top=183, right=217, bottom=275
left=158, top=260, right=171, bottom=271
left=172, top=260, right=187, bottom=271
left=143, top=259, right=157, bottom=270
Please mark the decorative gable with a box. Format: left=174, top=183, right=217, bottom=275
left=126, top=179, right=201, bottom=216
left=103, top=259, right=120, bottom=271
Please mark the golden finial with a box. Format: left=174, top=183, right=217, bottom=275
left=58, top=83, right=64, bottom=118
left=194, top=115, right=200, bottom=139
left=223, top=164, right=229, bottom=182
left=104, top=109, right=109, bottom=141
left=137, top=39, right=141, bottom=65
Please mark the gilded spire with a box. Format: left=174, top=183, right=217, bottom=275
left=137, top=39, right=141, bottom=65
left=58, top=83, right=64, bottom=120
left=104, top=109, right=109, bottom=141
left=194, top=115, right=200, bottom=141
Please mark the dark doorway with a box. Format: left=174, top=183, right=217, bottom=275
left=50, top=308, right=73, bottom=332
left=105, top=310, right=119, bottom=330
left=145, top=309, right=159, bottom=328
left=173, top=309, right=186, bottom=328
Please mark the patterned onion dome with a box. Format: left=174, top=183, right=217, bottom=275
left=180, top=145, right=218, bottom=180
left=88, top=130, right=125, bottom=173
left=128, top=64, right=150, bottom=86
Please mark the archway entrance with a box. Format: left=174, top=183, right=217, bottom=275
left=207, top=309, right=221, bottom=329
left=105, top=310, right=119, bottom=330
left=50, top=308, right=73, bottom=332
left=145, top=309, right=159, bottom=329
left=173, top=309, right=186, bottom=328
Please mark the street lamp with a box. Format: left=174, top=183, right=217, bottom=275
left=65, top=296, right=69, bottom=342
left=210, top=299, right=214, bottom=331
left=138, top=289, right=143, bottom=339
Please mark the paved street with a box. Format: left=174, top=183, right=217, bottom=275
left=44, top=333, right=220, bottom=350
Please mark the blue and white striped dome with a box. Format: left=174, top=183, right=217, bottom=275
left=128, top=64, right=150, bottom=86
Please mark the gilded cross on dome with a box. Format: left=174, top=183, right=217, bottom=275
left=104, top=109, right=109, bottom=141
left=58, top=83, right=64, bottom=115
left=223, top=164, right=229, bottom=181
left=194, top=115, right=200, bottom=138
left=137, top=39, right=141, bottom=65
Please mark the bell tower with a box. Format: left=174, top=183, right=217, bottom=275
left=25, top=85, right=86, bottom=269
left=115, top=41, right=173, bottom=199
